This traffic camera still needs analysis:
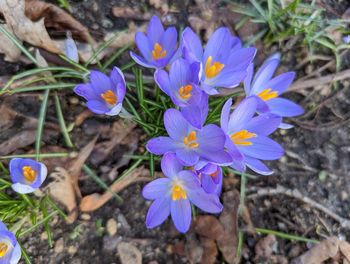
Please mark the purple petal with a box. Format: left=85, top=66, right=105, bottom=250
left=135, top=32, right=152, bottom=61
left=86, top=100, right=109, bottom=114
left=105, top=103, right=122, bottom=116
left=170, top=199, right=191, bottom=233
left=197, top=124, right=226, bottom=152
left=203, top=27, right=232, bottom=63
left=161, top=153, right=183, bottom=178
left=245, top=114, right=281, bottom=136
left=244, top=63, right=254, bottom=96
left=251, top=58, right=280, bottom=94
left=238, top=136, right=284, bottom=160
left=205, top=69, right=246, bottom=89
left=147, top=16, right=164, bottom=44
left=154, top=69, right=171, bottom=95
left=89, top=71, right=112, bottom=94
left=110, top=67, right=126, bottom=102
left=143, top=178, right=171, bottom=200
left=175, top=148, right=199, bottom=166
left=261, top=72, right=295, bottom=95
left=160, top=27, right=178, bottom=61
left=164, top=109, right=190, bottom=140
left=182, top=27, right=203, bottom=63
left=228, top=97, right=257, bottom=133
left=267, top=98, right=304, bottom=117
left=199, top=150, right=232, bottom=166
left=9, top=158, right=24, bottom=184
left=130, top=51, right=155, bottom=69
left=200, top=83, right=220, bottom=95
left=11, top=243, right=22, bottom=264
left=146, top=137, right=177, bottom=155
left=226, top=47, right=256, bottom=71
left=12, top=183, right=36, bottom=194
left=220, top=99, right=232, bottom=133
left=74, top=83, right=99, bottom=101
left=244, top=156, right=273, bottom=175
left=169, top=58, right=193, bottom=90
left=177, top=170, right=201, bottom=189
left=279, top=122, right=294, bottom=129
left=181, top=93, right=208, bottom=129
left=187, top=187, right=223, bottom=213
left=146, top=197, right=171, bottom=229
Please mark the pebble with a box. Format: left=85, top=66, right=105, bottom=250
left=341, top=191, right=348, bottom=201
left=103, top=236, right=122, bottom=252
left=81, top=213, right=91, bottom=221
left=106, top=218, right=118, bottom=236
left=40, top=231, right=48, bottom=241
left=54, top=238, right=64, bottom=254
left=117, top=214, right=131, bottom=231
left=68, top=245, right=78, bottom=255
left=117, top=242, right=142, bottom=264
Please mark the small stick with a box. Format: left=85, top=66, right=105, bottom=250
left=247, top=185, right=350, bottom=229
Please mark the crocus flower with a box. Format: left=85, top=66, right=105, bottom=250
left=142, top=153, right=223, bottom=233
left=0, top=221, right=21, bottom=264
left=221, top=97, right=284, bottom=175
left=130, top=16, right=177, bottom=69
left=74, top=67, right=126, bottom=116
left=9, top=158, right=47, bottom=194
left=194, top=161, right=223, bottom=195
left=147, top=108, right=232, bottom=166
left=181, top=27, right=256, bottom=95
left=154, top=58, right=204, bottom=108
left=244, top=53, right=304, bottom=128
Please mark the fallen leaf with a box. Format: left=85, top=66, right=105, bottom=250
left=149, top=0, right=169, bottom=14
left=0, top=0, right=60, bottom=54
left=0, top=25, right=21, bottom=62
left=340, top=241, right=350, bottom=262
left=292, top=236, right=340, bottom=264
left=200, top=237, right=217, bottom=264
left=74, top=109, right=93, bottom=127
left=117, top=242, right=142, bottom=264
left=193, top=215, right=224, bottom=240
left=24, top=0, right=92, bottom=43
left=254, top=235, right=277, bottom=262
left=218, top=190, right=240, bottom=264
left=185, top=232, right=204, bottom=263
left=79, top=166, right=151, bottom=212
left=46, top=167, right=77, bottom=223
left=112, top=6, right=152, bottom=20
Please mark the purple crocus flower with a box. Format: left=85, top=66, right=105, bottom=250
left=142, top=153, right=223, bottom=233
left=154, top=58, right=204, bottom=108
left=74, top=67, right=126, bottom=116
left=181, top=27, right=256, bottom=95
left=244, top=53, right=304, bottom=128
left=221, top=97, right=284, bottom=175
left=147, top=108, right=232, bottom=166
left=194, top=161, right=223, bottom=195
left=9, top=158, right=47, bottom=194
left=0, top=221, right=21, bottom=264
left=130, top=16, right=178, bottom=69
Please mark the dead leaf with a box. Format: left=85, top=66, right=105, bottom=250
left=74, top=109, right=93, bottom=127
left=340, top=241, right=350, bottom=262
left=218, top=190, right=240, bottom=264
left=112, top=6, right=152, bottom=20
left=185, top=232, right=203, bottom=263
left=24, top=0, right=92, bottom=43
left=149, top=0, right=169, bottom=14
left=292, top=236, right=340, bottom=264
left=193, top=215, right=224, bottom=240
left=0, top=0, right=60, bottom=54
left=47, top=167, right=77, bottom=224
left=80, top=166, right=151, bottom=212
left=0, top=25, right=21, bottom=62
left=200, top=237, right=218, bottom=264
left=117, top=242, right=142, bottom=264
left=254, top=235, right=277, bottom=262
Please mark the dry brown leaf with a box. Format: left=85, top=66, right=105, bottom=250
left=80, top=166, right=150, bottom=212
left=292, top=236, right=340, bottom=264
left=0, top=0, right=60, bottom=54
left=193, top=215, right=224, bottom=240
left=200, top=237, right=218, bottom=264
left=24, top=0, right=92, bottom=43
left=340, top=241, right=350, bottom=262
left=254, top=235, right=277, bottom=262
left=112, top=6, right=152, bottom=20
left=46, top=167, right=77, bottom=224
left=149, top=0, right=169, bottom=14
left=0, top=25, right=21, bottom=62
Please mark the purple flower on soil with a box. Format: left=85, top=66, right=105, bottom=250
left=0, top=221, right=21, bottom=264
left=9, top=158, right=47, bottom=194
left=154, top=58, right=204, bottom=108
left=74, top=67, right=126, bottom=116
left=146, top=108, right=232, bottom=166
left=244, top=53, right=304, bottom=128
left=130, top=16, right=178, bottom=69
left=142, top=153, right=223, bottom=233
left=221, top=97, right=284, bottom=175
left=194, top=161, right=223, bottom=195
left=181, top=27, right=256, bottom=95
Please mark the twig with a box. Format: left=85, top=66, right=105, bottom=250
left=247, top=185, right=350, bottom=229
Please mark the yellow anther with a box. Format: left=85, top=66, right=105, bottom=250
left=152, top=43, right=167, bottom=60
left=205, top=56, right=224, bottom=78
left=101, top=90, right=117, bottom=105
left=210, top=170, right=219, bottom=178
left=171, top=184, right=187, bottom=200
left=22, top=166, right=37, bottom=183
left=178, top=85, right=193, bottom=100
left=230, top=130, right=257, bottom=146
left=0, top=242, right=8, bottom=258
left=183, top=131, right=199, bottom=148
left=257, top=88, right=278, bottom=101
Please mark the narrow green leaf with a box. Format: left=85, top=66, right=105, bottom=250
left=35, top=89, right=50, bottom=160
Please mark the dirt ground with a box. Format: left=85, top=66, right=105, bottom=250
left=1, top=0, right=350, bottom=263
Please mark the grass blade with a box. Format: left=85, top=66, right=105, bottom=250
left=35, top=89, right=50, bottom=160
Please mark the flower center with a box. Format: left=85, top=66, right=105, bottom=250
left=257, top=88, right=278, bottom=101
left=210, top=170, right=219, bottom=178
left=230, top=130, right=257, bottom=146
left=152, top=43, right=167, bottom=60
left=0, top=242, right=9, bottom=258
left=171, top=184, right=187, bottom=201
left=22, top=166, right=37, bottom=183
left=101, top=90, right=117, bottom=105
left=183, top=131, right=199, bottom=148
left=178, top=85, right=193, bottom=100
left=205, top=56, right=224, bottom=78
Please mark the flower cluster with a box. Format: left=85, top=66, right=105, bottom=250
left=131, top=16, right=304, bottom=233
